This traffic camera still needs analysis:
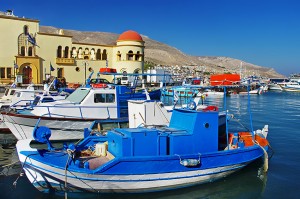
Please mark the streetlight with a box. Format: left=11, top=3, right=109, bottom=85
left=82, top=61, right=89, bottom=84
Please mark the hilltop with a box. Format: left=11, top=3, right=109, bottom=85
left=39, top=26, right=284, bottom=78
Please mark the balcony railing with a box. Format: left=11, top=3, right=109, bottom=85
left=56, top=58, right=75, bottom=65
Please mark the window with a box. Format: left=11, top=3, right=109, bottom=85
left=57, top=68, right=63, bottom=78
left=94, top=93, right=115, bottom=103
left=28, top=47, right=33, bottom=56
left=4, top=89, right=9, bottom=96
left=23, top=25, right=28, bottom=35
left=57, top=46, right=62, bottom=58
left=96, top=49, right=101, bottom=60
left=10, top=90, right=16, bottom=95
left=0, top=68, right=5, bottom=78
left=117, top=51, right=121, bottom=61
left=64, top=46, right=69, bottom=58
left=66, top=88, right=90, bottom=104
left=102, top=49, right=107, bottom=60
left=127, top=50, right=133, bottom=60
left=90, top=78, right=110, bottom=84
left=21, top=46, right=25, bottom=56
left=7, top=68, right=12, bottom=79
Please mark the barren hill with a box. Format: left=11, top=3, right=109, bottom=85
left=39, top=26, right=284, bottom=78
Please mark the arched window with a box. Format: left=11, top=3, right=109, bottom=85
left=23, top=25, right=29, bottom=35
left=57, top=46, right=62, bottom=58
left=90, top=48, right=95, bottom=60
left=64, top=46, right=69, bottom=58
left=78, top=48, right=83, bottom=59
left=96, top=49, right=101, bottom=60
left=21, top=46, right=25, bottom=56
left=117, top=51, right=121, bottom=61
left=133, top=68, right=140, bottom=74
left=102, top=49, right=107, bottom=60
left=71, top=47, right=77, bottom=58
left=28, top=47, right=33, bottom=56
left=127, top=50, right=134, bottom=61
left=84, top=48, right=89, bottom=55
left=135, top=51, right=140, bottom=61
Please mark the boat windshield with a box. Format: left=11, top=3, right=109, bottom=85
left=66, top=88, right=90, bottom=103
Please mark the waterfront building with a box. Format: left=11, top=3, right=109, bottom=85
left=0, top=10, right=144, bottom=85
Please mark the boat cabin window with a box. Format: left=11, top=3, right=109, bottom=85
left=94, top=93, right=115, bottom=103
left=10, top=90, right=16, bottom=95
left=4, top=89, right=9, bottom=96
left=90, top=78, right=110, bottom=84
left=16, top=92, right=21, bottom=97
left=66, top=88, right=90, bottom=104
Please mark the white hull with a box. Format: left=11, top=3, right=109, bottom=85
left=268, top=84, right=283, bottom=91
left=3, top=114, right=92, bottom=140
left=17, top=140, right=242, bottom=193
left=283, top=85, right=300, bottom=92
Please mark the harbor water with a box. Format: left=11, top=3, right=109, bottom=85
left=0, top=91, right=300, bottom=199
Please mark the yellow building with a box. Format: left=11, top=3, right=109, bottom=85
left=0, top=10, right=144, bottom=85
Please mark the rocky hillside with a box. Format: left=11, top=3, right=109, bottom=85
left=39, top=26, right=284, bottom=78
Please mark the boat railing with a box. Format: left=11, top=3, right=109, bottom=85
left=12, top=102, right=126, bottom=119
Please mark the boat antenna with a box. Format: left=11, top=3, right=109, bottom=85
left=224, top=86, right=229, bottom=150
left=247, top=79, right=254, bottom=135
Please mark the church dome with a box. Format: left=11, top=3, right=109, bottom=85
left=117, top=30, right=143, bottom=42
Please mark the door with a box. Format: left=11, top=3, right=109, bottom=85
left=23, top=66, right=32, bottom=84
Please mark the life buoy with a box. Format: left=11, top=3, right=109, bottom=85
left=92, top=83, right=108, bottom=88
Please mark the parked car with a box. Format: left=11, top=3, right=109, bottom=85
left=90, top=78, right=110, bottom=84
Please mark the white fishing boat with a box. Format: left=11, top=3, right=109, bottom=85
left=283, top=83, right=300, bottom=92
left=1, top=85, right=161, bottom=140
left=0, top=84, right=67, bottom=131
left=268, top=83, right=283, bottom=91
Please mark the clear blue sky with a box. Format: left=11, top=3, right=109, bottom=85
left=1, top=0, right=299, bottom=76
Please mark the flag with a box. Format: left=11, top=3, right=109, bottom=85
left=50, top=63, right=55, bottom=71
left=27, top=33, right=37, bottom=46
left=14, top=62, right=18, bottom=69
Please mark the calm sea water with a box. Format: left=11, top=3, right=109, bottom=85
left=0, top=91, right=299, bottom=199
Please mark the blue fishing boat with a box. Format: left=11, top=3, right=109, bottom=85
left=15, top=89, right=271, bottom=194
left=162, top=86, right=199, bottom=97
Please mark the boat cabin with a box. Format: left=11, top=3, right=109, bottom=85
left=29, top=85, right=150, bottom=119
left=107, top=108, right=221, bottom=158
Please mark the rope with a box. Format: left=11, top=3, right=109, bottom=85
left=155, top=102, right=170, bottom=123
left=13, top=154, right=32, bottom=188
left=254, top=140, right=269, bottom=173
left=64, top=149, right=74, bottom=199
left=0, top=160, right=20, bottom=168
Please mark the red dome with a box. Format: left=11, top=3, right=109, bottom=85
left=117, top=30, right=143, bottom=41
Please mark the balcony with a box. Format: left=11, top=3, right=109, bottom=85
left=56, top=58, right=75, bottom=65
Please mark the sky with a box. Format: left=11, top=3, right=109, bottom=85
left=1, top=0, right=299, bottom=76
